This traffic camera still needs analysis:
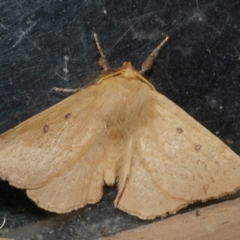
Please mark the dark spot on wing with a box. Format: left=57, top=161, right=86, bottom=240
left=43, top=125, right=49, bottom=133
left=176, top=127, right=183, bottom=134
left=195, top=144, right=202, bottom=152
left=65, top=113, right=72, bottom=119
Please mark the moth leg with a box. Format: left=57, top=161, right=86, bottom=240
left=140, top=35, right=169, bottom=73
left=52, top=33, right=111, bottom=93
left=52, top=87, right=79, bottom=93
left=93, top=33, right=111, bottom=71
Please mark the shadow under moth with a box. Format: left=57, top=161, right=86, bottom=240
left=0, top=34, right=240, bottom=220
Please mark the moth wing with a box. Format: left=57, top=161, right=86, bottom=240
left=0, top=84, right=104, bottom=189
left=27, top=140, right=105, bottom=213
left=117, top=91, right=240, bottom=219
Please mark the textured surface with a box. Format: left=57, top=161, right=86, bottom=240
left=104, top=197, right=240, bottom=240
left=0, top=0, right=240, bottom=239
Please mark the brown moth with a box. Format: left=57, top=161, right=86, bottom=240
left=0, top=34, right=240, bottom=220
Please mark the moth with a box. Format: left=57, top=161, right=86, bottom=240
left=0, top=34, right=240, bottom=220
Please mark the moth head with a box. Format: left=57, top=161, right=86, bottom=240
left=119, top=62, right=136, bottom=79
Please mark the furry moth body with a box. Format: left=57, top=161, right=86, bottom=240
left=1, top=35, right=240, bottom=220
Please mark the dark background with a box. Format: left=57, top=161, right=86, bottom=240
left=0, top=0, right=240, bottom=239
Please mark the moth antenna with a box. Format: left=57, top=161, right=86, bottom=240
left=93, top=33, right=111, bottom=71
left=140, top=35, right=169, bottom=73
